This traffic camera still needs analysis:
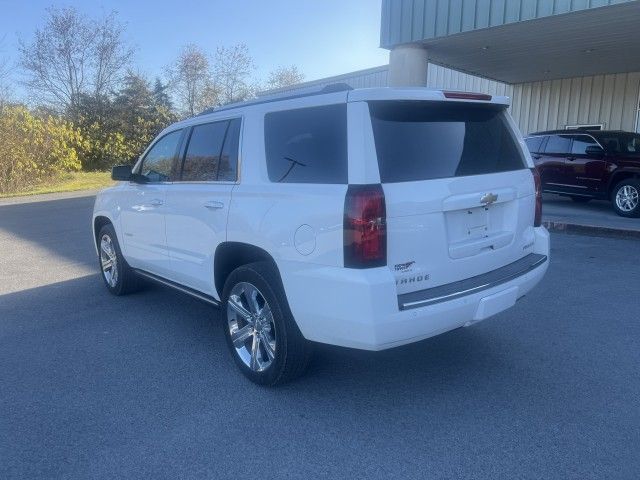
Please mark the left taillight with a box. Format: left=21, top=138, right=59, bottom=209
left=343, top=184, right=387, bottom=268
left=530, top=168, right=542, bottom=227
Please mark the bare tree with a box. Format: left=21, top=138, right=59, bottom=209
left=93, top=12, right=133, bottom=98
left=167, top=44, right=215, bottom=117
left=19, top=7, right=133, bottom=112
left=212, top=44, right=255, bottom=105
left=266, top=65, right=305, bottom=90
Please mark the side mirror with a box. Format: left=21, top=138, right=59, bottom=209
left=585, top=145, right=605, bottom=158
left=111, top=165, right=132, bottom=181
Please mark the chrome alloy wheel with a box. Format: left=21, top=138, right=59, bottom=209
left=615, top=185, right=639, bottom=212
left=100, top=234, right=118, bottom=288
left=227, top=282, right=277, bottom=372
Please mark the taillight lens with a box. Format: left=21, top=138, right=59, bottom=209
left=531, top=168, right=542, bottom=227
left=344, top=184, right=387, bottom=268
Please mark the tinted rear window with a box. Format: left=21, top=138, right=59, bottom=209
left=264, top=104, right=348, bottom=184
left=368, top=101, right=525, bottom=183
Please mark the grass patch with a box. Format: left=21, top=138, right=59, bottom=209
left=0, top=171, right=115, bottom=198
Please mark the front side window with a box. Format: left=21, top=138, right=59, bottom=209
left=139, top=130, right=182, bottom=182
left=599, top=133, right=640, bottom=154
left=571, top=135, right=599, bottom=155
left=544, top=135, right=571, bottom=155
left=264, top=104, right=348, bottom=184
left=369, top=101, right=525, bottom=183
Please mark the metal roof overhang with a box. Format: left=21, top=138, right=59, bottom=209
left=414, top=2, right=640, bottom=84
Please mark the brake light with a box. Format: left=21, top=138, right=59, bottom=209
left=531, top=168, right=542, bottom=227
left=344, top=184, right=387, bottom=268
left=443, top=91, right=492, bottom=101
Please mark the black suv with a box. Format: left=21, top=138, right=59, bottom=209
left=525, top=130, right=640, bottom=217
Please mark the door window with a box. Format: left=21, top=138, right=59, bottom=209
left=180, top=118, right=241, bottom=182
left=182, top=122, right=228, bottom=181
left=139, top=130, right=183, bottom=182
left=570, top=135, right=599, bottom=155
left=544, top=135, right=571, bottom=155
left=525, top=136, right=544, bottom=153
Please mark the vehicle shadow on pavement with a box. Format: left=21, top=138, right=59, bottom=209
left=0, top=195, right=97, bottom=268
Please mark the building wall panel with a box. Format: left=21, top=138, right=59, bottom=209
left=512, top=71, right=640, bottom=134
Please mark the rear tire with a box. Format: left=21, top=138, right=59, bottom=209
left=97, top=224, right=141, bottom=295
left=221, top=261, right=312, bottom=386
left=611, top=179, right=640, bottom=218
left=570, top=196, right=591, bottom=203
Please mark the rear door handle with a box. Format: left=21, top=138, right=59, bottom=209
left=149, top=199, right=164, bottom=207
left=204, top=201, right=224, bottom=210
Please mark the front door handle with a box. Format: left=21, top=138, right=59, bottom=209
left=204, top=201, right=224, bottom=210
left=149, top=199, right=164, bottom=207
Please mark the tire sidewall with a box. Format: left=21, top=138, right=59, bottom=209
left=612, top=179, right=640, bottom=217
left=221, top=263, right=290, bottom=386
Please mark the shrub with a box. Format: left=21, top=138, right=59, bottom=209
left=0, top=105, right=83, bottom=194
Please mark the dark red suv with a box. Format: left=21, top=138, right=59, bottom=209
left=525, top=130, right=640, bottom=217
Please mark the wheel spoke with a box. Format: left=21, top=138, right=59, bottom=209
left=228, top=296, right=252, bottom=321
left=240, top=283, right=260, bottom=314
left=100, top=239, right=111, bottom=256
left=250, top=333, right=260, bottom=371
left=231, top=324, right=254, bottom=348
left=260, top=332, right=275, bottom=361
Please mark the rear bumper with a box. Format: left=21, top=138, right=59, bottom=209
left=280, top=227, right=550, bottom=351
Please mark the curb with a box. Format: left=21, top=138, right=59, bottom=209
left=0, top=189, right=100, bottom=206
left=543, top=220, right=640, bottom=239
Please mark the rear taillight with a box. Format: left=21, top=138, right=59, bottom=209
left=531, top=168, right=542, bottom=227
left=344, top=184, right=387, bottom=268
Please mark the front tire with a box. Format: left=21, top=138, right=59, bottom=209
left=97, top=224, right=141, bottom=295
left=611, top=179, right=640, bottom=217
left=221, top=261, right=312, bottom=386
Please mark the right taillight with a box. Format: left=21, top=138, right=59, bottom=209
left=344, top=184, right=387, bottom=268
left=531, top=167, right=542, bottom=227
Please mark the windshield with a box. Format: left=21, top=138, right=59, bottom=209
left=597, top=133, right=640, bottom=154
left=368, top=101, right=526, bottom=183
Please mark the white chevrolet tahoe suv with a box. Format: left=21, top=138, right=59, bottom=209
left=93, top=85, right=549, bottom=385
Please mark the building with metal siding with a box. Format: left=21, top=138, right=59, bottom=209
left=380, top=0, right=636, bottom=49
left=263, top=0, right=640, bottom=135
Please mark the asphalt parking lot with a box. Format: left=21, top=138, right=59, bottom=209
left=1, top=193, right=639, bottom=479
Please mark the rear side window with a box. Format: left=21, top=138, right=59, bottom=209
left=525, top=136, right=544, bottom=153
left=264, top=104, right=348, bottom=184
left=181, top=118, right=241, bottom=182
left=544, top=135, right=571, bottom=154
left=368, top=101, right=525, bottom=183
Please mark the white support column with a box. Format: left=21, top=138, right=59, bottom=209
left=388, top=45, right=429, bottom=87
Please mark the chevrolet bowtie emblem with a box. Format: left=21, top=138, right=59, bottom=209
left=480, top=193, right=498, bottom=205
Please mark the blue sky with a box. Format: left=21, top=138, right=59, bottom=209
left=0, top=0, right=389, bottom=95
